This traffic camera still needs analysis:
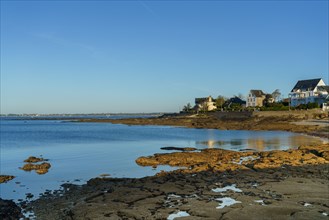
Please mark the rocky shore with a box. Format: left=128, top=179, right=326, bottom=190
left=1, top=112, right=328, bottom=219
left=77, top=111, right=329, bottom=139
left=18, top=144, right=329, bottom=219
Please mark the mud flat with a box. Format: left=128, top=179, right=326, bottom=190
left=21, top=144, right=329, bottom=219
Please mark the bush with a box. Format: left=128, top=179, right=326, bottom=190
left=295, top=102, right=319, bottom=110
left=260, top=103, right=291, bottom=111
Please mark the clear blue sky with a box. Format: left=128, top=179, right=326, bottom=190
left=1, top=1, right=328, bottom=114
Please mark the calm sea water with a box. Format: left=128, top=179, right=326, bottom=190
left=0, top=116, right=325, bottom=201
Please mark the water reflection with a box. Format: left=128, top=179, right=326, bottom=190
left=196, top=135, right=326, bottom=151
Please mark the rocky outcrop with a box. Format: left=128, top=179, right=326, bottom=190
left=160, top=146, right=197, bottom=151
left=24, top=156, right=47, bottom=163
left=136, top=144, right=329, bottom=173
left=0, top=198, right=23, bottom=220
left=26, top=163, right=329, bottom=220
left=0, top=175, right=15, bottom=184
left=20, top=162, right=51, bottom=175
left=20, top=156, right=51, bottom=175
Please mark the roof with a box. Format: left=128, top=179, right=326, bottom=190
left=195, top=98, right=207, bottom=104
left=228, top=96, right=246, bottom=104
left=291, top=78, right=322, bottom=92
left=195, top=96, right=214, bottom=104
left=250, top=90, right=265, bottom=97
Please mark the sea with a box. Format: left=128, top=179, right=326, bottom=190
left=0, top=115, right=326, bottom=201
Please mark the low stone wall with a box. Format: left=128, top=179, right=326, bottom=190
left=209, top=111, right=252, bottom=120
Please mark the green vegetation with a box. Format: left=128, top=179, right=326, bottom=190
left=215, top=96, right=226, bottom=109
left=259, top=102, right=321, bottom=111
left=182, top=103, right=193, bottom=113
left=260, top=103, right=290, bottom=111
left=295, top=102, right=319, bottom=110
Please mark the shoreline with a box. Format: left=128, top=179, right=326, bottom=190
left=76, top=111, right=329, bottom=139
left=1, top=112, right=328, bottom=219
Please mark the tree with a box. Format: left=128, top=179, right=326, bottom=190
left=272, top=89, right=281, bottom=102
left=237, top=93, right=245, bottom=100
left=182, top=103, right=192, bottom=113
left=216, top=96, right=226, bottom=109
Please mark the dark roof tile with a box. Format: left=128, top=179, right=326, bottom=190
left=291, top=78, right=322, bottom=92
left=250, top=90, right=265, bottom=97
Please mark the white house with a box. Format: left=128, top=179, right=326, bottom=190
left=289, top=78, right=328, bottom=107
left=246, top=90, right=266, bottom=107
left=195, top=96, right=217, bottom=111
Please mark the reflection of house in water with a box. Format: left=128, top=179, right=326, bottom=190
left=196, top=136, right=325, bottom=151
left=246, top=136, right=325, bottom=151
left=288, top=135, right=324, bottom=148
left=230, top=139, right=243, bottom=146
left=247, top=138, right=266, bottom=151
left=196, top=140, right=226, bottom=148
left=196, top=139, right=244, bottom=149
left=246, top=138, right=281, bottom=151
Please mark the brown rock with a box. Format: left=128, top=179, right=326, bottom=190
left=24, top=156, right=45, bottom=163
left=0, top=175, right=15, bottom=184
left=20, top=162, right=51, bottom=175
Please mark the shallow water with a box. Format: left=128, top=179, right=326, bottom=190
left=0, top=117, right=325, bottom=201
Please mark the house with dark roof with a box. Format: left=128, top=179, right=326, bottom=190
left=225, top=96, right=246, bottom=108
left=246, top=90, right=266, bottom=107
left=289, top=78, right=328, bottom=107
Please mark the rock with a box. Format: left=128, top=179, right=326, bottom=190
left=161, top=147, right=197, bottom=151
left=20, top=156, right=51, bottom=175
left=0, top=175, right=15, bottom=184
left=0, top=198, right=23, bottom=220
left=136, top=144, right=329, bottom=177
left=24, top=156, right=45, bottom=163
left=20, top=162, right=51, bottom=175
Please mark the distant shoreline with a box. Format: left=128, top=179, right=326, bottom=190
left=2, top=110, right=328, bottom=138
left=76, top=110, right=329, bottom=139
left=0, top=113, right=167, bottom=117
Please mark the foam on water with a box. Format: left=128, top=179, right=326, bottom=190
left=216, top=197, right=241, bottom=209
left=254, top=200, right=266, bottom=206
left=167, top=211, right=190, bottom=220
left=212, top=184, right=242, bottom=193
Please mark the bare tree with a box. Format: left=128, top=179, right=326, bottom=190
left=272, top=89, right=281, bottom=102
left=237, top=93, right=245, bottom=100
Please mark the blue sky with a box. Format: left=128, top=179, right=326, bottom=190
left=1, top=1, right=328, bottom=114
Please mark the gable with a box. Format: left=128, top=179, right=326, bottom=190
left=317, top=85, right=329, bottom=93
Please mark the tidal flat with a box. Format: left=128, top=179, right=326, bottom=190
left=21, top=144, right=329, bottom=219
left=1, top=111, right=328, bottom=219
